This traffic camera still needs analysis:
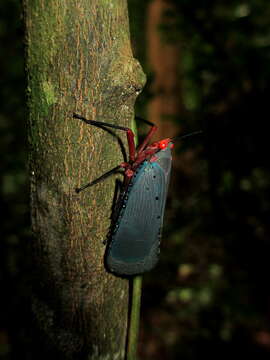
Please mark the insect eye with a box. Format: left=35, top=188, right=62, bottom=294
left=158, top=140, right=168, bottom=149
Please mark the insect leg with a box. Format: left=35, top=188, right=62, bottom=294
left=75, top=165, right=124, bottom=193
left=73, top=113, right=136, bottom=162
left=135, top=115, right=156, bottom=127
left=135, top=119, right=157, bottom=155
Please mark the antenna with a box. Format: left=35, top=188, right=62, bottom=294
left=172, top=130, right=203, bottom=142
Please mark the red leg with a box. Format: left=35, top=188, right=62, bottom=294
left=73, top=113, right=136, bottom=163
left=126, top=129, right=136, bottom=162
left=136, top=125, right=157, bottom=155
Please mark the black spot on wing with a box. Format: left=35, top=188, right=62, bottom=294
left=107, top=160, right=169, bottom=274
left=106, top=147, right=173, bottom=275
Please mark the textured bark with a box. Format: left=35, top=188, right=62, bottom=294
left=24, top=0, right=145, bottom=359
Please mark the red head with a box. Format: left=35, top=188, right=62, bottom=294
left=157, top=138, right=174, bottom=150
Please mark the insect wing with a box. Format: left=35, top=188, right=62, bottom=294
left=106, top=145, right=172, bottom=275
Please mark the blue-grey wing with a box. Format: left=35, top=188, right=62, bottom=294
left=106, top=146, right=172, bottom=275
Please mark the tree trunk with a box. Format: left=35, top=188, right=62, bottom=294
left=23, top=0, right=145, bottom=359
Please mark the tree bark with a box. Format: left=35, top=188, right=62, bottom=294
left=23, top=0, right=145, bottom=358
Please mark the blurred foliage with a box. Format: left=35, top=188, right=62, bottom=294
left=129, top=0, right=270, bottom=359
left=0, top=1, right=31, bottom=360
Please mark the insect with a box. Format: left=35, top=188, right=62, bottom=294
left=73, top=113, right=201, bottom=276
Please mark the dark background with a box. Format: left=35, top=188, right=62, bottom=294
left=1, top=0, right=270, bottom=359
